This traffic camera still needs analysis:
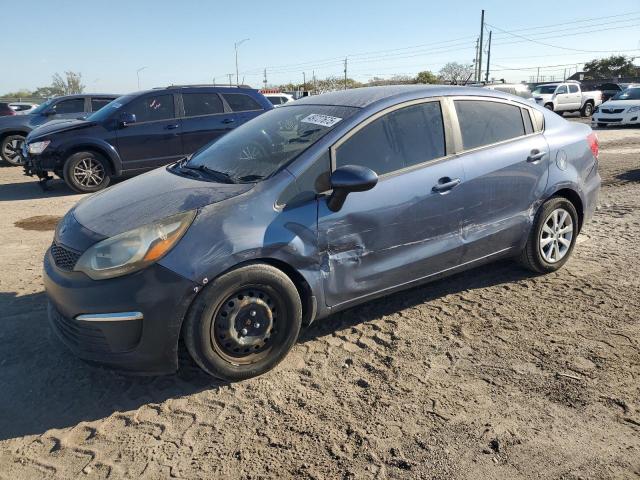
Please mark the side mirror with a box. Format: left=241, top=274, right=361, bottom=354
left=327, top=165, right=378, bottom=212
left=119, top=112, right=136, bottom=127
left=44, top=109, right=57, bottom=116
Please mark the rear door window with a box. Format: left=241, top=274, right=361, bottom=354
left=454, top=100, right=525, bottom=150
left=183, top=93, right=224, bottom=117
left=125, top=94, right=175, bottom=122
left=336, top=101, right=446, bottom=176
left=568, top=85, right=579, bottom=93
left=222, top=93, right=262, bottom=112
left=91, top=98, right=113, bottom=112
left=53, top=98, right=85, bottom=114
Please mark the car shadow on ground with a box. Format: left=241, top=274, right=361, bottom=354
left=0, top=260, right=533, bottom=441
left=616, top=168, right=640, bottom=183
left=0, top=177, right=78, bottom=201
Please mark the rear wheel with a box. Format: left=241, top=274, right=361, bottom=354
left=1, top=134, right=26, bottom=165
left=63, top=151, right=111, bottom=193
left=544, top=103, right=554, bottom=111
left=184, top=263, right=302, bottom=381
left=520, top=197, right=578, bottom=273
left=581, top=102, right=594, bottom=117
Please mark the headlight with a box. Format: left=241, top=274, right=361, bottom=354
left=28, top=140, right=50, bottom=154
left=74, top=210, right=196, bottom=280
left=627, top=106, right=640, bottom=113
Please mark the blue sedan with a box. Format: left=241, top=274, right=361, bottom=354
left=44, top=85, right=600, bottom=380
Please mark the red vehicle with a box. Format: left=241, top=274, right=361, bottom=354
left=0, top=102, right=16, bottom=117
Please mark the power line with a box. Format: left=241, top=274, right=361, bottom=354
left=490, top=10, right=640, bottom=35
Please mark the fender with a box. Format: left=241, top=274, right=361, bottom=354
left=59, top=137, right=123, bottom=176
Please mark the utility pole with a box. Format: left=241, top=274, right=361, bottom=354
left=312, top=70, right=316, bottom=93
left=228, top=73, right=233, bottom=85
left=136, top=66, right=148, bottom=90
left=263, top=69, right=267, bottom=89
left=478, top=9, right=485, bottom=83
left=563, top=68, right=567, bottom=81
left=344, top=57, right=348, bottom=90
left=303, top=72, right=306, bottom=92
left=536, top=67, right=540, bottom=83
left=234, top=38, right=249, bottom=86
left=474, top=38, right=480, bottom=82
left=212, top=77, right=215, bottom=85
left=484, top=30, right=492, bottom=83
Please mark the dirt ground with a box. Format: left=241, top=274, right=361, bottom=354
left=0, top=121, right=638, bottom=479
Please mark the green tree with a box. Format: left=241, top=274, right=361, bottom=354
left=0, top=89, right=34, bottom=99
left=51, top=71, right=85, bottom=95
left=583, top=55, right=638, bottom=80
left=414, top=70, right=438, bottom=84
left=438, top=62, right=474, bottom=84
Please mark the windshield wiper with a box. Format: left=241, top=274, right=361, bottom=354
left=186, top=164, right=237, bottom=183
left=236, top=174, right=265, bottom=183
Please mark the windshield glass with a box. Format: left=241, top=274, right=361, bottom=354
left=532, top=85, right=558, bottom=95
left=86, top=94, right=135, bottom=122
left=186, top=104, right=358, bottom=182
left=612, top=88, right=640, bottom=101
left=30, top=99, right=54, bottom=115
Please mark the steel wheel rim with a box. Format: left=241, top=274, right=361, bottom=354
left=211, top=288, right=280, bottom=365
left=72, top=157, right=104, bottom=187
left=539, top=208, right=573, bottom=263
left=3, top=138, right=24, bottom=164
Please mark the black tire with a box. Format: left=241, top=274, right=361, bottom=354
left=1, top=134, right=26, bottom=166
left=184, top=263, right=302, bottom=381
left=581, top=102, right=594, bottom=117
left=520, top=197, right=579, bottom=274
left=544, top=103, right=554, bottom=111
left=63, top=151, right=111, bottom=193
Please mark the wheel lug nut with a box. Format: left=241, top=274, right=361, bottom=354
left=240, top=328, right=248, bottom=336
left=254, top=323, right=260, bottom=328
left=250, top=310, right=257, bottom=317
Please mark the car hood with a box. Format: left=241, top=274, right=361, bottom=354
left=72, top=166, right=254, bottom=238
left=29, top=118, right=96, bottom=139
left=0, top=113, right=32, bottom=129
left=600, top=100, right=640, bottom=109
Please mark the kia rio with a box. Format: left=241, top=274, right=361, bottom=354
left=44, top=86, right=600, bottom=381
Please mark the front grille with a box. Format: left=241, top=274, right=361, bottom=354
left=50, top=242, right=81, bottom=271
left=601, top=108, right=624, bottom=114
left=599, top=118, right=623, bottom=123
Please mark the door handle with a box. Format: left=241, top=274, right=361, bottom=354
left=165, top=124, right=179, bottom=130
left=432, top=177, right=461, bottom=193
left=527, top=149, right=546, bottom=162
left=222, top=118, right=235, bottom=124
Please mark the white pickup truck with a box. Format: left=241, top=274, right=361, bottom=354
left=532, top=82, right=602, bottom=117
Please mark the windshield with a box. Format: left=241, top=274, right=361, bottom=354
left=30, top=99, right=54, bottom=115
left=86, top=94, right=135, bottom=122
left=532, top=85, right=558, bottom=95
left=612, top=88, right=640, bottom=101
left=185, top=104, right=358, bottom=182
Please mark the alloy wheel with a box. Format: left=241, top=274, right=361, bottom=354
left=2, top=137, right=24, bottom=165
left=539, top=208, right=574, bottom=263
left=72, top=157, right=105, bottom=187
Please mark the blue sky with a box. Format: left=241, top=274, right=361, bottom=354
left=2, top=0, right=639, bottom=94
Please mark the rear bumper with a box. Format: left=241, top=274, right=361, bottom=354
left=44, top=249, right=198, bottom=375
left=583, top=167, right=600, bottom=225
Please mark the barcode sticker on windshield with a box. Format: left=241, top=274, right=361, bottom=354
left=301, top=114, right=342, bottom=128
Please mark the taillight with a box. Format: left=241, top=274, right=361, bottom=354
left=587, top=132, right=599, bottom=159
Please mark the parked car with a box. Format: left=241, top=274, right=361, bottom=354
left=0, top=94, right=117, bottom=166
left=596, top=82, right=639, bottom=102
left=23, top=85, right=273, bottom=192
left=264, top=92, right=295, bottom=106
left=483, top=83, right=535, bottom=102
left=591, top=85, right=640, bottom=127
left=9, top=102, right=39, bottom=115
left=0, top=102, right=16, bottom=117
left=44, top=85, right=600, bottom=380
left=532, top=81, right=602, bottom=116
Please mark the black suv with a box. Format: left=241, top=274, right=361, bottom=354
left=23, top=85, right=273, bottom=192
left=0, top=94, right=118, bottom=165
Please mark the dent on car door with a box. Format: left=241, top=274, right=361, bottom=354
left=318, top=100, right=465, bottom=308
left=452, top=99, right=549, bottom=262
left=115, top=93, right=183, bottom=170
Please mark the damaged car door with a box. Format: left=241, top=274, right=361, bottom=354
left=318, top=100, right=465, bottom=307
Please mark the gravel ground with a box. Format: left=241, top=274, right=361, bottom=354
left=0, top=122, right=638, bottom=479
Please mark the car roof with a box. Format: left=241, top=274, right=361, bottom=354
left=290, top=85, right=518, bottom=109
left=132, top=85, right=258, bottom=96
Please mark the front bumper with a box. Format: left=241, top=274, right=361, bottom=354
left=44, top=247, right=198, bottom=374
left=22, top=142, right=60, bottom=179
left=591, top=111, right=640, bottom=126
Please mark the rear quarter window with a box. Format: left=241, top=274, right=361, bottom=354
left=454, top=100, right=526, bottom=150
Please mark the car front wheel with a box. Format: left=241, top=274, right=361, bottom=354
left=581, top=102, right=594, bottom=117
left=63, top=151, right=111, bottom=193
left=184, top=263, right=302, bottom=381
left=1, top=134, right=26, bottom=166
left=520, top=197, right=579, bottom=273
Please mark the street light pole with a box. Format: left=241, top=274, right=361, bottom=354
left=136, top=66, right=148, bottom=89
left=234, top=38, right=249, bottom=86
